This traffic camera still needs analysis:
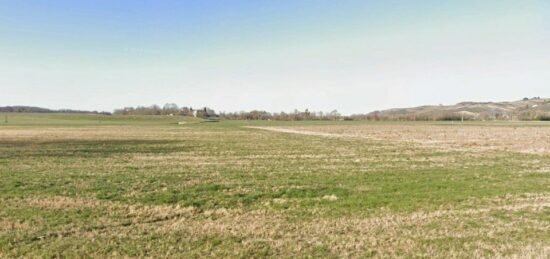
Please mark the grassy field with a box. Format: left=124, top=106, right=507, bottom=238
left=1, top=113, right=549, bottom=258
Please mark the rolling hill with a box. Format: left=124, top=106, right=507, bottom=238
left=366, top=97, right=550, bottom=121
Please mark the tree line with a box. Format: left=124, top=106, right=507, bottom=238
left=113, top=104, right=195, bottom=116
left=113, top=104, right=346, bottom=120
left=0, top=106, right=110, bottom=115
left=219, top=109, right=345, bottom=121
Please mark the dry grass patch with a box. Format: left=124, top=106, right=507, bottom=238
left=250, top=124, right=550, bottom=154
left=1, top=120, right=549, bottom=257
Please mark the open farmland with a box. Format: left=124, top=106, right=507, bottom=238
left=1, top=114, right=549, bottom=258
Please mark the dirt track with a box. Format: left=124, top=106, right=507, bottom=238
left=246, top=124, right=550, bottom=154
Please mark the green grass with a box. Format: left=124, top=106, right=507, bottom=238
left=0, top=112, right=203, bottom=126
left=0, top=113, right=549, bottom=258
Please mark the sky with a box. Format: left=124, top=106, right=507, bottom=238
left=1, top=0, right=549, bottom=114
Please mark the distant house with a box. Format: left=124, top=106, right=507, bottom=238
left=194, top=107, right=220, bottom=121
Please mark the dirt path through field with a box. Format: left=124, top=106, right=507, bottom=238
left=244, top=126, right=347, bottom=138
left=245, top=125, right=550, bottom=155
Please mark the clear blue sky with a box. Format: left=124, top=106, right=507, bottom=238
left=1, top=0, right=549, bottom=113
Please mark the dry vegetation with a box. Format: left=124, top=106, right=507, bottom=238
left=1, top=115, right=549, bottom=258
left=249, top=123, right=550, bottom=154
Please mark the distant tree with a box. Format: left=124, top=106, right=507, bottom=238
left=180, top=107, right=193, bottom=116
left=162, top=103, right=179, bottom=115
left=328, top=110, right=340, bottom=120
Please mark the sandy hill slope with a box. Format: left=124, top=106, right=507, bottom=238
left=366, top=98, right=550, bottom=121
